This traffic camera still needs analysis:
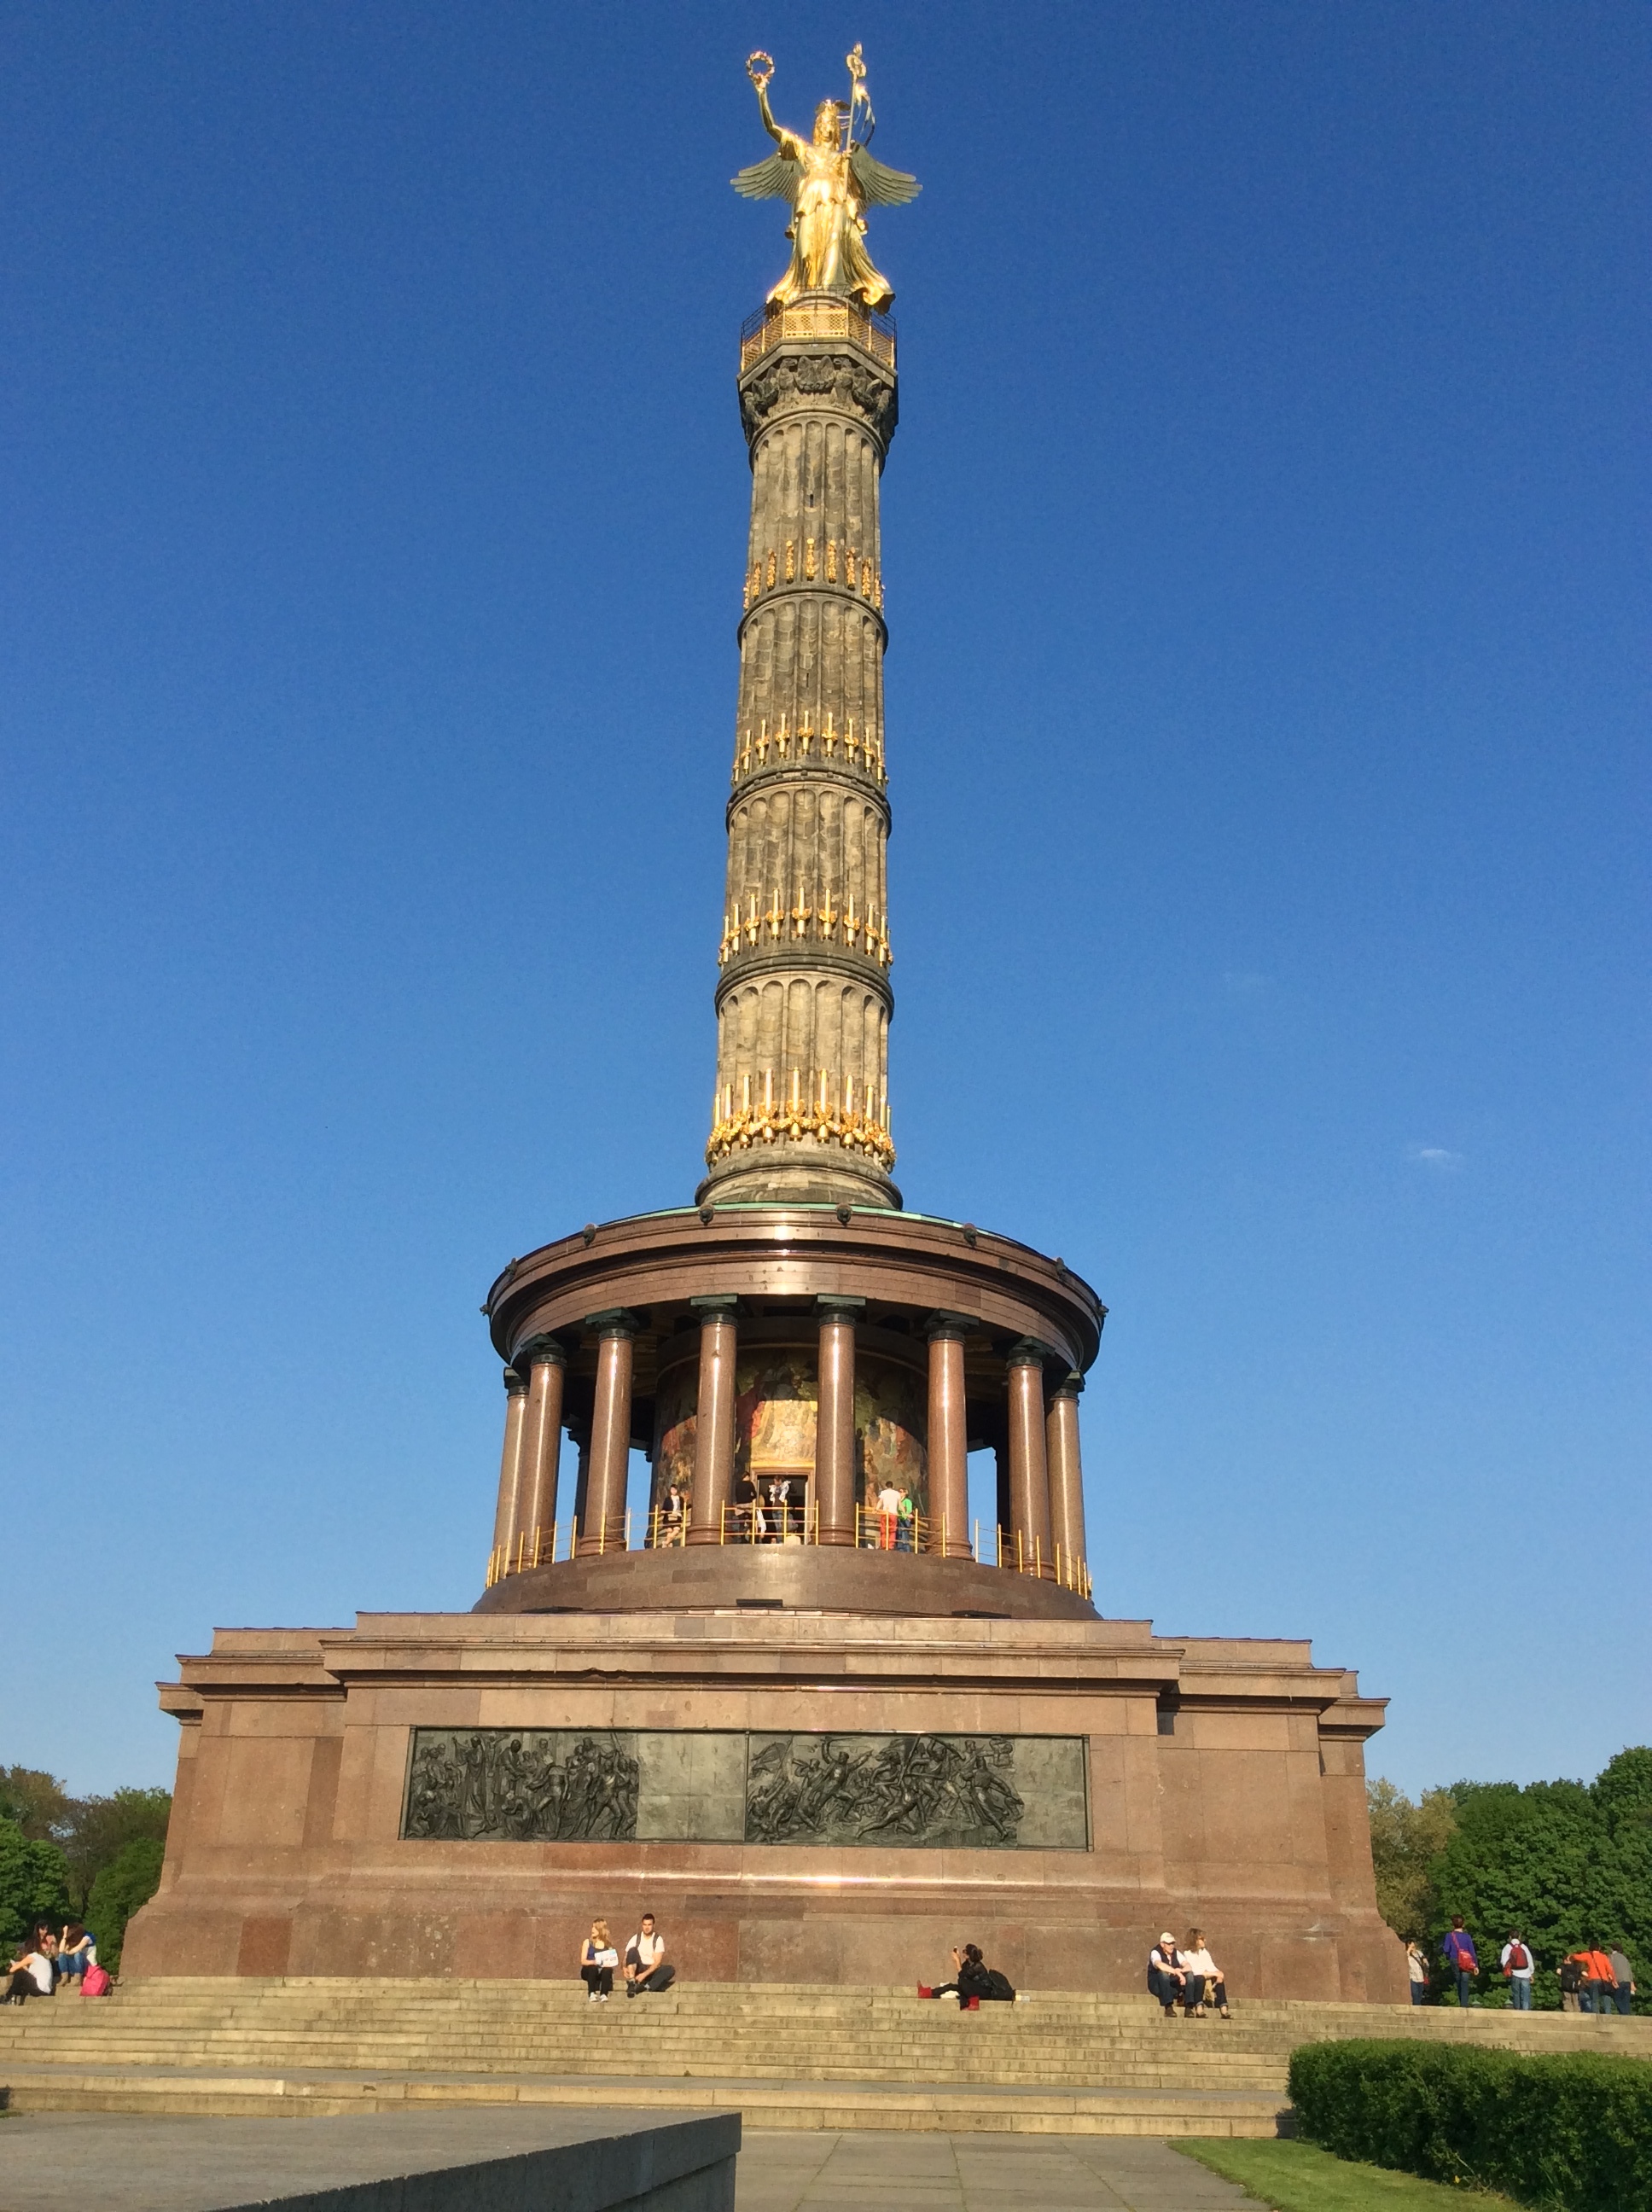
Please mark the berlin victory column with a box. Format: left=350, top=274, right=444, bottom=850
left=126, top=53, right=1405, bottom=2001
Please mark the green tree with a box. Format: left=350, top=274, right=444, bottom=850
left=0, top=1767, right=73, bottom=1842
left=84, top=1837, right=166, bottom=1975
left=0, top=1815, right=73, bottom=1954
left=60, top=1787, right=172, bottom=1912
left=1367, top=1778, right=1458, bottom=1938
left=1592, top=1746, right=1652, bottom=1832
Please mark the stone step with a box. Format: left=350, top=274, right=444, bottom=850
left=0, top=2046, right=1283, bottom=2090
left=0, top=2063, right=1289, bottom=2138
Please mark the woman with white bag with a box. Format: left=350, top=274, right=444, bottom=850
left=579, top=1918, right=620, bottom=2002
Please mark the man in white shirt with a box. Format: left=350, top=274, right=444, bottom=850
left=1500, top=1930, right=1536, bottom=2011
left=624, top=1912, right=676, bottom=1998
left=1148, top=1933, right=1185, bottom=2017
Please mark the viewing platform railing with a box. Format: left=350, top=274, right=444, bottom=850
left=486, top=1505, right=1091, bottom=1600
left=739, top=296, right=896, bottom=374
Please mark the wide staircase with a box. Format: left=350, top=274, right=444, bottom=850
left=1, top=1980, right=1645, bottom=2137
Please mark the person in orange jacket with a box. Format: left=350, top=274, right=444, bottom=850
left=1568, top=1944, right=1618, bottom=2015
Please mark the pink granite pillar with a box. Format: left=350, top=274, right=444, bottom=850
left=925, top=1317, right=970, bottom=1557
left=1045, top=1373, right=1087, bottom=1589
left=579, top=1313, right=637, bottom=1556
left=689, top=1296, right=739, bottom=1545
left=815, top=1296, right=863, bottom=1546
left=490, top=1368, right=528, bottom=1577
left=1005, top=1342, right=1055, bottom=1579
left=515, top=1340, right=566, bottom=1567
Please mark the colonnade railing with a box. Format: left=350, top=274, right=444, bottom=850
left=485, top=1505, right=1091, bottom=1600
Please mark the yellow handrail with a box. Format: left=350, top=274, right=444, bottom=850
left=486, top=1494, right=1091, bottom=1598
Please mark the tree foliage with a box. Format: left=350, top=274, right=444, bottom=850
left=0, top=1766, right=172, bottom=1915
left=1366, top=1778, right=1458, bottom=1938
left=59, top=1787, right=172, bottom=1912
left=0, top=1767, right=73, bottom=1842
left=0, top=1816, right=73, bottom=1955
left=84, top=1837, right=166, bottom=1973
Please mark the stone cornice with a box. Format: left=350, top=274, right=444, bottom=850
left=159, top=1612, right=1376, bottom=1736
left=736, top=582, right=888, bottom=649
left=714, top=941, right=893, bottom=1004
left=725, top=762, right=891, bottom=824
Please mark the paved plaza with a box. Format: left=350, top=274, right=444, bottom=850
left=0, top=2112, right=1258, bottom=2210
left=736, top=2129, right=1257, bottom=2211
left=0, top=2108, right=737, bottom=2210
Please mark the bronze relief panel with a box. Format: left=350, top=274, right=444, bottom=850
left=402, top=1726, right=1088, bottom=1851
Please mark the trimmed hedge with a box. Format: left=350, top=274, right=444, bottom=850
left=1288, top=2040, right=1652, bottom=2212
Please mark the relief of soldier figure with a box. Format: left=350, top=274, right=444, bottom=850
left=403, top=1730, right=640, bottom=1843
left=746, top=1732, right=1024, bottom=1849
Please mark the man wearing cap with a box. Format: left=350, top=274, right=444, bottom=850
left=1148, top=1931, right=1186, bottom=2017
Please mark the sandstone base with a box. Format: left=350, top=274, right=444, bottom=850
left=125, top=1603, right=1406, bottom=2003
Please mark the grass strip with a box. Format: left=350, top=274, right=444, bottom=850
left=1175, top=2138, right=1520, bottom=2212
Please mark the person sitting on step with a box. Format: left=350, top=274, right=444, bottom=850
left=579, top=1918, right=618, bottom=2002
left=928, top=1942, right=996, bottom=2009
left=4, top=1944, right=54, bottom=2004
left=1148, top=1932, right=1186, bottom=2017
left=1179, top=1929, right=1231, bottom=2017
left=624, top=1912, right=676, bottom=1996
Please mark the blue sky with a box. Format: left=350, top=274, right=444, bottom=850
left=2, top=2, right=1646, bottom=1802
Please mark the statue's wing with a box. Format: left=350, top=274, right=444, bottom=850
left=731, top=149, right=801, bottom=205
left=848, top=144, right=922, bottom=206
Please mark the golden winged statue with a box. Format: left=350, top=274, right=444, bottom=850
left=733, top=49, right=920, bottom=313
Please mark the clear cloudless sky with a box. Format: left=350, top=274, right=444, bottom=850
left=2, top=2, right=1646, bottom=1802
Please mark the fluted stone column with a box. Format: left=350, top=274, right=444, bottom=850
left=1046, top=1372, right=1087, bottom=1586
left=700, top=300, right=902, bottom=1211
left=491, top=1368, right=528, bottom=1574
left=925, top=1315, right=970, bottom=1557
left=689, top=1295, right=740, bottom=1545
left=515, top=1339, right=566, bottom=1567
left=1005, top=1342, right=1056, bottom=1579
left=580, top=1313, right=637, bottom=1555
left=815, top=1295, right=863, bottom=1546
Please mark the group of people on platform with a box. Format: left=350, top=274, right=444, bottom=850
left=654, top=1476, right=922, bottom=1548
left=5, top=1922, right=106, bottom=2003
left=1409, top=1918, right=1638, bottom=2011
left=733, top=1473, right=807, bottom=1543
left=1147, top=1931, right=1231, bottom=2018
left=577, top=1912, right=676, bottom=2003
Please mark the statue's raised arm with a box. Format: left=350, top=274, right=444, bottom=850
left=731, top=49, right=919, bottom=315
left=731, top=51, right=805, bottom=207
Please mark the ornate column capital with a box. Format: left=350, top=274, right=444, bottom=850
left=501, top=1366, right=526, bottom=1394
left=925, top=1310, right=974, bottom=1341
left=689, top=1294, right=742, bottom=1316
left=1007, top=1337, right=1054, bottom=1370
left=583, top=1308, right=640, bottom=1339
left=516, top=1335, right=567, bottom=1369
left=817, top=1294, right=866, bottom=1319
left=738, top=345, right=899, bottom=455
left=1050, top=1369, right=1085, bottom=1400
